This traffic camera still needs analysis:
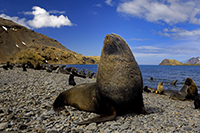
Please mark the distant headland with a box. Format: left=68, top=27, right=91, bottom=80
left=159, top=57, right=200, bottom=66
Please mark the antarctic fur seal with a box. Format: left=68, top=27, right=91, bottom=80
left=155, top=82, right=164, bottom=94
left=22, top=63, right=27, bottom=71
left=143, top=86, right=156, bottom=93
left=53, top=33, right=146, bottom=124
left=184, top=77, right=198, bottom=99
left=170, top=85, right=188, bottom=101
left=170, top=80, right=178, bottom=85
left=194, top=95, right=200, bottom=109
left=143, top=86, right=151, bottom=93
left=96, top=33, right=146, bottom=115
left=2, top=61, right=13, bottom=70
left=69, top=72, right=76, bottom=86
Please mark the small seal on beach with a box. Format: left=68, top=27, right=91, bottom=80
left=155, top=82, right=164, bottom=94
left=194, top=95, right=200, bottom=109
left=170, top=85, right=188, bottom=101
left=35, top=62, right=43, bottom=70
left=170, top=80, right=178, bottom=85
left=96, top=33, right=146, bottom=115
left=2, top=61, right=13, bottom=70
left=143, top=86, right=156, bottom=93
left=69, top=72, right=76, bottom=86
left=26, top=61, right=34, bottom=69
left=56, top=65, right=70, bottom=74
left=53, top=82, right=116, bottom=124
left=22, top=63, right=27, bottom=71
left=184, top=77, right=198, bottom=99
left=143, top=86, right=151, bottom=93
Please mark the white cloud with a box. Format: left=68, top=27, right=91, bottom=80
left=93, top=4, right=102, bottom=7
left=130, top=38, right=152, bottom=41
left=157, top=27, right=200, bottom=39
left=49, top=10, right=66, bottom=14
left=105, top=0, right=113, bottom=6
left=117, top=0, right=200, bottom=25
left=27, top=6, right=73, bottom=28
left=132, top=46, right=200, bottom=55
left=0, top=14, right=28, bottom=28
left=0, top=6, right=75, bottom=29
left=90, top=11, right=98, bottom=15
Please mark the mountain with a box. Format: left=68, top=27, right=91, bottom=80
left=159, top=59, right=183, bottom=65
left=185, top=57, right=200, bottom=64
left=0, top=17, right=99, bottom=64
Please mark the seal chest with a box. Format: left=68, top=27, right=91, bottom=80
left=97, top=33, right=145, bottom=114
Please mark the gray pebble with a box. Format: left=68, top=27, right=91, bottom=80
left=0, top=122, right=8, bottom=130
left=86, top=122, right=97, bottom=130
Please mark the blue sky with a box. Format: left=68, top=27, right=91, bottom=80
left=1, top=0, right=200, bottom=65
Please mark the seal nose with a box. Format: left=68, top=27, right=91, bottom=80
left=105, top=35, right=110, bottom=44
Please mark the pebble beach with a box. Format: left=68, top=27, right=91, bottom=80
left=0, top=68, right=200, bottom=133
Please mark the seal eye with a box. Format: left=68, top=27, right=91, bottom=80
left=115, top=38, right=120, bottom=42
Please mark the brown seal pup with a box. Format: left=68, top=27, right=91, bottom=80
left=184, top=77, right=198, bottom=99
left=155, top=82, right=164, bottom=94
left=170, top=85, right=188, bottom=101
left=53, top=82, right=116, bottom=124
left=96, top=33, right=146, bottom=115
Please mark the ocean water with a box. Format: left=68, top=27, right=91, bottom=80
left=65, top=64, right=200, bottom=93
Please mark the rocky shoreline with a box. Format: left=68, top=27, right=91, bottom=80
left=0, top=68, right=200, bottom=132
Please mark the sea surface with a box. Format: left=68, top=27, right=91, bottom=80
left=65, top=64, right=200, bottom=93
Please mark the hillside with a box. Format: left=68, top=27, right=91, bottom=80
left=0, top=17, right=100, bottom=64
left=159, top=59, right=183, bottom=65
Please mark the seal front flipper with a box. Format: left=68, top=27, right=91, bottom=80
left=76, top=106, right=116, bottom=125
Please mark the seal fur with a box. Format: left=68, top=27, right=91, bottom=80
left=53, top=82, right=116, bottom=124
left=155, top=82, right=164, bottom=94
left=53, top=33, right=146, bottom=124
left=184, top=77, right=198, bottom=99
left=170, top=85, right=188, bottom=101
left=194, top=95, right=200, bottom=109
left=96, top=33, right=146, bottom=115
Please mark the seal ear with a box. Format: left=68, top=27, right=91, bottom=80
left=76, top=106, right=116, bottom=125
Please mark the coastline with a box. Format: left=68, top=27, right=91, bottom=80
left=0, top=68, right=200, bottom=132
